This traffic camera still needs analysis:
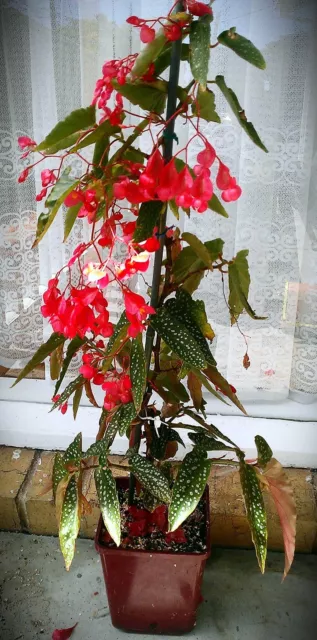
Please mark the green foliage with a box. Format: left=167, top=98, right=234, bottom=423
left=150, top=307, right=207, bottom=370
left=36, top=105, right=96, bottom=152
left=84, top=438, right=109, bottom=458
left=51, top=375, right=84, bottom=411
left=33, top=168, right=79, bottom=247
left=169, top=448, right=212, bottom=532
left=131, top=29, right=167, bottom=78
left=208, top=193, right=229, bottom=218
left=113, top=79, right=167, bottom=115
left=63, top=202, right=82, bottom=241
left=95, top=466, right=121, bottom=546
left=59, top=473, right=80, bottom=570
left=72, top=385, right=83, bottom=420
left=64, top=433, right=82, bottom=468
left=154, top=43, right=189, bottom=76
left=150, top=424, right=185, bottom=460
left=218, top=28, right=266, bottom=70
left=54, top=337, right=86, bottom=395
left=215, top=76, right=267, bottom=152
left=156, top=372, right=190, bottom=403
left=228, top=250, right=266, bottom=323
left=181, top=232, right=214, bottom=267
left=239, top=459, right=267, bottom=573
left=255, top=435, right=273, bottom=467
left=52, top=453, right=67, bottom=500
left=204, top=364, right=247, bottom=414
left=118, top=402, right=137, bottom=437
left=130, top=335, right=146, bottom=412
left=130, top=454, right=172, bottom=503
left=188, top=432, right=236, bottom=451
left=192, top=86, right=220, bottom=122
left=133, top=200, right=165, bottom=242
left=102, top=312, right=129, bottom=372
left=173, top=238, right=224, bottom=281
left=69, top=119, right=120, bottom=153
left=11, top=333, right=66, bottom=386
left=189, top=15, right=212, bottom=88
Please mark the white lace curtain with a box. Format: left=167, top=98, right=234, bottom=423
left=1, top=0, right=317, bottom=403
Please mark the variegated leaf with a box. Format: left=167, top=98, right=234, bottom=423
left=103, top=312, right=129, bottom=373
left=59, top=474, right=80, bottom=570
left=95, top=466, right=121, bottom=546
left=118, top=402, right=137, bottom=437
left=130, top=454, right=172, bottom=504
left=255, top=435, right=273, bottom=467
left=169, top=448, right=212, bottom=532
left=130, top=335, right=146, bottom=412
left=239, top=459, right=267, bottom=573
left=188, top=432, right=236, bottom=451
left=64, top=433, right=82, bottom=468
left=52, top=452, right=68, bottom=500
left=51, top=375, right=84, bottom=411
left=54, top=336, right=86, bottom=395
left=84, top=439, right=108, bottom=458
left=150, top=307, right=207, bottom=370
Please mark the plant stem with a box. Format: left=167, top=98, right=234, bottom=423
left=128, top=2, right=184, bottom=504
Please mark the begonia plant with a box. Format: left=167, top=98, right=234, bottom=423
left=14, top=0, right=296, bottom=577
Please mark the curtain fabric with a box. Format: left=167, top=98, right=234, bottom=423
left=0, top=0, right=316, bottom=402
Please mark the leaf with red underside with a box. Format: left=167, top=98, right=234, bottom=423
left=258, top=458, right=296, bottom=579
left=165, top=527, right=187, bottom=544
left=52, top=622, right=77, bottom=640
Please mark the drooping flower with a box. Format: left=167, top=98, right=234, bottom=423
left=124, top=290, right=155, bottom=337
left=41, top=168, right=56, bottom=188
left=18, top=168, right=29, bottom=183
left=18, top=136, right=36, bottom=150
left=186, top=0, right=213, bottom=17
left=140, top=25, right=156, bottom=43
left=164, top=23, right=182, bottom=41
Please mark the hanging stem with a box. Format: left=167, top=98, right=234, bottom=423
left=128, top=2, right=184, bottom=505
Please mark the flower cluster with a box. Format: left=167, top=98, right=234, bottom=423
left=41, top=279, right=113, bottom=339
left=114, top=144, right=241, bottom=210
left=79, top=354, right=133, bottom=410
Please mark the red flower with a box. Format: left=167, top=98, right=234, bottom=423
left=64, top=189, right=84, bottom=208
left=18, top=168, right=29, bottom=183
left=221, top=178, right=242, bottom=202
left=165, top=527, right=187, bottom=544
left=124, top=290, right=155, bottom=337
left=186, top=1, right=213, bottom=17
left=164, top=23, right=182, bottom=41
left=18, top=136, right=36, bottom=149
left=126, top=16, right=143, bottom=26
left=140, top=25, right=155, bottom=43
left=41, top=168, right=56, bottom=187
left=79, top=364, right=96, bottom=380
left=197, top=142, right=216, bottom=168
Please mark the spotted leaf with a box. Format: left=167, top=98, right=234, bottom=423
left=59, top=474, right=80, bottom=570
left=218, top=28, right=266, bottom=70
left=130, top=454, right=172, bottom=504
left=239, top=459, right=267, bottom=573
left=189, top=15, right=212, bottom=89
left=103, top=312, right=129, bottom=372
left=52, top=452, right=68, bottom=500
left=130, top=335, right=146, bottom=412
left=54, top=337, right=86, bottom=395
left=169, top=448, right=212, bottom=532
left=118, top=402, right=137, bottom=437
left=95, top=466, right=121, bottom=547
left=64, top=433, right=82, bottom=468
left=51, top=375, right=84, bottom=411
left=255, top=435, right=273, bottom=467
left=188, top=432, right=236, bottom=452
left=150, top=307, right=207, bottom=370
left=84, top=439, right=109, bottom=458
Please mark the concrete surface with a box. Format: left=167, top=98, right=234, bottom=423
left=0, top=533, right=316, bottom=640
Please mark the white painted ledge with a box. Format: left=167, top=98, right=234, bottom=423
left=1, top=400, right=317, bottom=468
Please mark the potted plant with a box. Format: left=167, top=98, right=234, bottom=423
left=14, top=0, right=296, bottom=635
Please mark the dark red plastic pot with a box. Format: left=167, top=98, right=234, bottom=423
left=95, top=477, right=210, bottom=634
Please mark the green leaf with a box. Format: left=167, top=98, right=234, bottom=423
left=133, top=200, right=165, bottom=242
left=50, top=345, right=62, bottom=380
left=69, top=118, right=120, bottom=153
left=188, top=432, right=235, bottom=451
left=11, top=332, right=66, bottom=386
left=208, top=193, right=229, bottom=218
left=173, top=238, right=224, bottom=281
left=51, top=375, right=84, bottom=411
left=113, top=79, right=167, bottom=115
left=218, top=28, right=266, bottom=70
left=215, top=76, right=267, bottom=152
left=182, top=271, right=204, bottom=295
left=84, top=438, right=109, bottom=458
left=130, top=335, right=146, bottom=412
left=228, top=249, right=266, bottom=322
left=156, top=373, right=190, bottom=403
left=204, top=364, right=247, bottom=415
left=53, top=453, right=68, bottom=500
left=131, top=29, right=167, bottom=78
left=182, top=232, right=213, bottom=267
left=73, top=385, right=83, bottom=420
left=33, top=169, right=79, bottom=247
left=118, top=402, right=137, bottom=437
left=189, top=15, right=212, bottom=88
left=103, top=312, right=129, bottom=372
left=54, top=337, right=86, bottom=395
left=192, top=86, right=220, bottom=122
left=44, top=132, right=85, bottom=155
left=59, top=473, right=80, bottom=570
left=169, top=448, right=211, bottom=532
left=255, top=435, right=273, bottom=467
left=165, top=290, right=217, bottom=367
left=239, top=460, right=267, bottom=573
left=169, top=199, right=179, bottom=220
left=150, top=307, right=207, bottom=370
left=183, top=408, right=238, bottom=446
left=130, top=454, right=172, bottom=504
left=95, top=466, right=121, bottom=546
left=63, top=202, right=82, bottom=242
left=36, top=105, right=96, bottom=152
left=154, top=42, right=189, bottom=76
left=64, top=433, right=82, bottom=468
left=190, top=298, right=214, bottom=340
left=191, top=368, right=228, bottom=405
